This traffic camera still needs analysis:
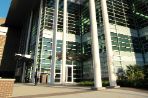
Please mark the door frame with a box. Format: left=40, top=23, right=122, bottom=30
left=65, top=65, right=73, bottom=83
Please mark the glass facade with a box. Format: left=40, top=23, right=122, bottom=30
left=31, top=0, right=83, bottom=83
left=12, top=0, right=147, bottom=83
left=37, top=0, right=147, bottom=82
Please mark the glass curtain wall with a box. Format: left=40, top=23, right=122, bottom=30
left=14, top=0, right=148, bottom=83
left=134, top=0, right=148, bottom=63
left=36, top=0, right=82, bottom=83
left=81, top=0, right=146, bottom=80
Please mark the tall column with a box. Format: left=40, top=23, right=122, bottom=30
left=21, top=11, right=33, bottom=83
left=25, top=12, right=33, bottom=54
left=101, top=0, right=117, bottom=87
left=32, top=0, right=43, bottom=83
left=51, top=0, right=59, bottom=84
left=62, top=0, right=68, bottom=84
left=89, top=0, right=102, bottom=89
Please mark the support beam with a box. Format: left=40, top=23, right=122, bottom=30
left=21, top=11, right=33, bottom=83
left=51, top=0, right=59, bottom=85
left=89, top=0, right=103, bottom=89
left=32, top=0, right=43, bottom=83
left=62, top=0, right=68, bottom=84
left=101, top=0, right=117, bottom=87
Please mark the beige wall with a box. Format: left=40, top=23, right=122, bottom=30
left=0, top=26, right=7, bottom=65
left=0, top=35, right=6, bottom=64
left=0, top=18, right=5, bottom=25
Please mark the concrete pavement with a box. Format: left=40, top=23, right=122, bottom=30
left=12, top=83, right=148, bottom=98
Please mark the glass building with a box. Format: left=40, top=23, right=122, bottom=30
left=2, top=0, right=148, bottom=87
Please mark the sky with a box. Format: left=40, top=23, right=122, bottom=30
left=0, top=0, right=11, bottom=18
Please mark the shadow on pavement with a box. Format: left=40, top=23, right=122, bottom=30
left=12, top=90, right=92, bottom=98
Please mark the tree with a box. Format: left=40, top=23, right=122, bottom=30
left=47, top=52, right=62, bottom=61
left=47, top=51, right=90, bottom=61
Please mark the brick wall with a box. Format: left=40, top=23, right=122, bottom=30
left=0, top=79, right=15, bottom=98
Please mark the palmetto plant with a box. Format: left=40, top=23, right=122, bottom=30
left=126, top=65, right=144, bottom=80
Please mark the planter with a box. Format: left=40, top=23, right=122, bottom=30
left=0, top=79, right=15, bottom=98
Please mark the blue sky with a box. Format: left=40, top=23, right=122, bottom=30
left=0, top=0, right=11, bottom=18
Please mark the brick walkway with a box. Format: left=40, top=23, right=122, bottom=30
left=12, top=83, right=148, bottom=98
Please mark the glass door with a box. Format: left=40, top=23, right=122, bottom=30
left=66, top=66, right=73, bottom=83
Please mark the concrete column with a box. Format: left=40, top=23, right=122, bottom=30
left=61, top=0, right=68, bottom=84
left=21, top=63, right=26, bottom=83
left=101, top=0, right=117, bottom=87
left=39, top=0, right=44, bottom=81
left=21, top=11, right=33, bottom=83
left=25, top=12, right=33, bottom=54
left=22, top=12, right=32, bottom=82
left=32, top=0, right=43, bottom=83
left=89, top=0, right=102, bottom=89
left=51, top=0, right=59, bottom=84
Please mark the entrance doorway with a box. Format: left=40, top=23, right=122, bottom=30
left=66, top=66, right=73, bottom=83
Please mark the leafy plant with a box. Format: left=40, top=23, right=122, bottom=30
left=117, top=64, right=148, bottom=89
left=126, top=65, right=144, bottom=80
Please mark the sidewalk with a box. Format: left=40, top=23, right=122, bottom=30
left=12, top=83, right=148, bottom=98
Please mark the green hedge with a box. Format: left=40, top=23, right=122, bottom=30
left=78, top=81, right=93, bottom=86
left=117, top=79, right=148, bottom=89
left=78, top=80, right=109, bottom=87
left=78, top=80, right=148, bottom=89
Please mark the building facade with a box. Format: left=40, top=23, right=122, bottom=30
left=0, top=19, right=7, bottom=68
left=0, top=28, right=7, bottom=65
left=2, top=0, right=148, bottom=87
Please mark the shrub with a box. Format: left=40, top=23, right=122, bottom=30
left=144, top=65, right=148, bottom=80
left=117, top=79, right=148, bottom=89
left=78, top=81, right=94, bottom=86
left=78, top=80, right=109, bottom=87
left=126, top=65, right=144, bottom=80
left=102, top=80, right=109, bottom=87
left=117, top=64, right=148, bottom=89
